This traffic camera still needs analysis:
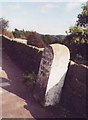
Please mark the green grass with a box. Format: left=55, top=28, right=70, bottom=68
left=23, top=72, right=37, bottom=86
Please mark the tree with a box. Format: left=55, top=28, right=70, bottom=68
left=77, top=3, right=88, bottom=27
left=64, top=3, right=88, bottom=64
left=12, top=28, right=26, bottom=39
left=0, top=18, right=9, bottom=34
left=27, top=32, right=46, bottom=48
left=66, top=3, right=88, bottom=44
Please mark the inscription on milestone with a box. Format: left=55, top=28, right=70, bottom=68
left=33, top=46, right=53, bottom=103
left=37, top=47, right=53, bottom=85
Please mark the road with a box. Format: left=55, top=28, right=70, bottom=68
left=0, top=51, right=68, bottom=118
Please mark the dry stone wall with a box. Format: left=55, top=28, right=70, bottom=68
left=60, top=61, right=87, bottom=117
left=2, top=35, right=43, bottom=73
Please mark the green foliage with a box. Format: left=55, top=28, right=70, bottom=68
left=64, top=3, right=88, bottom=65
left=42, top=34, right=56, bottom=44
left=69, top=26, right=84, bottom=34
left=23, top=72, right=37, bottom=85
left=12, top=28, right=65, bottom=47
left=67, top=26, right=88, bottom=44
left=12, top=29, right=46, bottom=48
left=41, top=34, right=65, bottom=45
left=66, top=3, right=88, bottom=45
left=67, top=3, right=88, bottom=44
left=12, top=28, right=26, bottom=39
left=77, top=4, right=88, bottom=27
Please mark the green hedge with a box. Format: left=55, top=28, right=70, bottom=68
left=2, top=36, right=43, bottom=74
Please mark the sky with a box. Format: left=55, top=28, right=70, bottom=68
left=0, top=0, right=87, bottom=35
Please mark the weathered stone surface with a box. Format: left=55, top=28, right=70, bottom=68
left=34, top=44, right=70, bottom=106
left=33, top=46, right=53, bottom=105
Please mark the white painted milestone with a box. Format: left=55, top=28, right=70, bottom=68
left=45, top=44, right=70, bottom=106
left=34, top=44, right=70, bottom=106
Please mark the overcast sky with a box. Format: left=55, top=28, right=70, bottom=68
left=0, top=0, right=87, bottom=35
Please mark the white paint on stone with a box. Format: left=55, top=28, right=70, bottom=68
left=44, top=44, right=70, bottom=106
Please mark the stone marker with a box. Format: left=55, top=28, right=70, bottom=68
left=33, top=44, right=70, bottom=106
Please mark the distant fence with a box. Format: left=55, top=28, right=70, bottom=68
left=2, top=35, right=43, bottom=74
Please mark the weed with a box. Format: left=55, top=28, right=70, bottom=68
left=23, top=72, right=37, bottom=86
